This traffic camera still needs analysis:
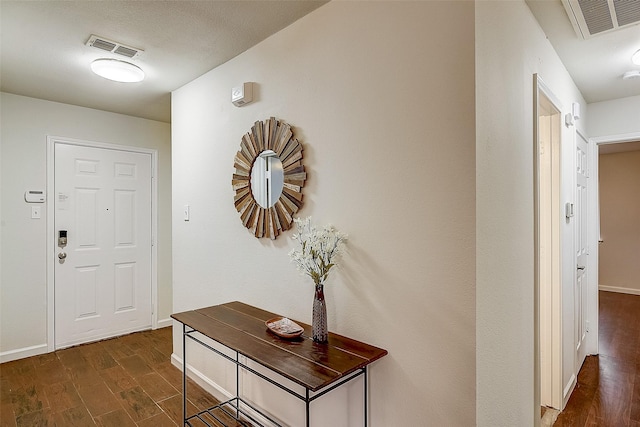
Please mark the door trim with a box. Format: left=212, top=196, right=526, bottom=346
left=534, top=74, right=564, bottom=413
left=46, top=136, right=159, bottom=352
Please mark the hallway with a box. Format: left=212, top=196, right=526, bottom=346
left=554, top=291, right=640, bottom=426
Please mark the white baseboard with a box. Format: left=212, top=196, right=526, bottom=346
left=170, top=353, right=233, bottom=403
left=562, top=373, right=576, bottom=409
left=599, top=285, right=640, bottom=296
left=156, top=317, right=173, bottom=329
left=0, top=343, right=48, bottom=363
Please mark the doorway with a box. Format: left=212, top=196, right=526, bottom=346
left=589, top=132, right=640, bottom=355
left=46, top=137, right=159, bottom=350
left=596, top=139, right=640, bottom=296
left=535, top=77, right=563, bottom=411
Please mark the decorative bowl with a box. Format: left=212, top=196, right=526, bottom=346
left=265, top=316, right=304, bottom=339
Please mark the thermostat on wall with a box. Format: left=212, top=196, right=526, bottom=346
left=25, top=190, right=46, bottom=203
left=231, top=82, right=253, bottom=107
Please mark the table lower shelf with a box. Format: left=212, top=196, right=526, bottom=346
left=187, top=397, right=282, bottom=427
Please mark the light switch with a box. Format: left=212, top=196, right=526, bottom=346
left=184, top=205, right=190, bottom=221
left=31, top=206, right=41, bottom=219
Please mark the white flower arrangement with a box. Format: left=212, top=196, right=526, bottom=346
left=289, top=217, right=348, bottom=287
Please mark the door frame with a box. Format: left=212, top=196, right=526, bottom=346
left=534, top=75, right=564, bottom=412
left=587, top=130, right=640, bottom=353
left=46, top=136, right=159, bottom=352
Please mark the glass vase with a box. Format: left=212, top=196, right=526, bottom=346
left=312, top=283, right=328, bottom=343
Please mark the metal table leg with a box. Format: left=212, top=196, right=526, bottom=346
left=183, top=323, right=187, bottom=426
left=364, top=366, right=368, bottom=427
left=236, top=351, right=240, bottom=419
left=306, top=388, right=310, bottom=427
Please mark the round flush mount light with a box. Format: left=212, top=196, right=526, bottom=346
left=632, top=49, right=640, bottom=66
left=90, top=58, right=144, bottom=83
left=623, top=70, right=640, bottom=80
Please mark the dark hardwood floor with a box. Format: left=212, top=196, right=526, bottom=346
left=554, top=291, right=640, bottom=427
left=5, top=291, right=638, bottom=426
left=0, top=327, right=238, bottom=426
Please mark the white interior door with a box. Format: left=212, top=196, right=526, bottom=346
left=575, top=133, right=589, bottom=368
left=54, top=142, right=152, bottom=348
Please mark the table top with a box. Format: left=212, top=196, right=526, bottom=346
left=171, top=301, right=388, bottom=392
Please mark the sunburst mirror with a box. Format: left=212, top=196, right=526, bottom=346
left=232, top=117, right=307, bottom=239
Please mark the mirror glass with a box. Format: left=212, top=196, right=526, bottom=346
left=250, top=150, right=284, bottom=208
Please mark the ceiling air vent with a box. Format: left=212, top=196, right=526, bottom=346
left=86, top=35, right=144, bottom=59
left=562, top=0, right=640, bottom=39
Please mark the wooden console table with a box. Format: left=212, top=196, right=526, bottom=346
left=171, top=301, right=387, bottom=427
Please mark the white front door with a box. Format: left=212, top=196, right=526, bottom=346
left=54, top=142, right=152, bottom=348
left=575, top=132, right=589, bottom=368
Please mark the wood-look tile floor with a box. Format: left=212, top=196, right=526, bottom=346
left=554, top=291, right=640, bottom=427
left=9, top=292, right=639, bottom=427
left=0, top=327, right=236, bottom=427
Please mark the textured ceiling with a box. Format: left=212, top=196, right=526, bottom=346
left=3, top=1, right=639, bottom=123
left=526, top=0, right=640, bottom=104
left=0, top=1, right=327, bottom=123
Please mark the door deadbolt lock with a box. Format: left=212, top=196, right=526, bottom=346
left=58, top=252, right=67, bottom=260
left=58, top=230, right=67, bottom=247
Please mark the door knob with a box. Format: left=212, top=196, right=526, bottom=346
left=58, top=252, right=67, bottom=260
left=577, top=265, right=585, bottom=270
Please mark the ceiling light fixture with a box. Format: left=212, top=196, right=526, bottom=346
left=633, top=49, right=640, bottom=66
left=622, top=70, right=640, bottom=80
left=90, top=58, right=145, bottom=83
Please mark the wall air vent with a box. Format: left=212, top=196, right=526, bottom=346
left=86, top=35, right=144, bottom=59
left=562, top=0, right=640, bottom=39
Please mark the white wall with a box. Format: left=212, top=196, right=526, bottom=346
left=0, top=92, right=172, bottom=360
left=172, top=2, right=475, bottom=426
left=598, top=150, right=640, bottom=294
left=587, top=95, right=640, bottom=138
left=476, top=1, right=588, bottom=424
